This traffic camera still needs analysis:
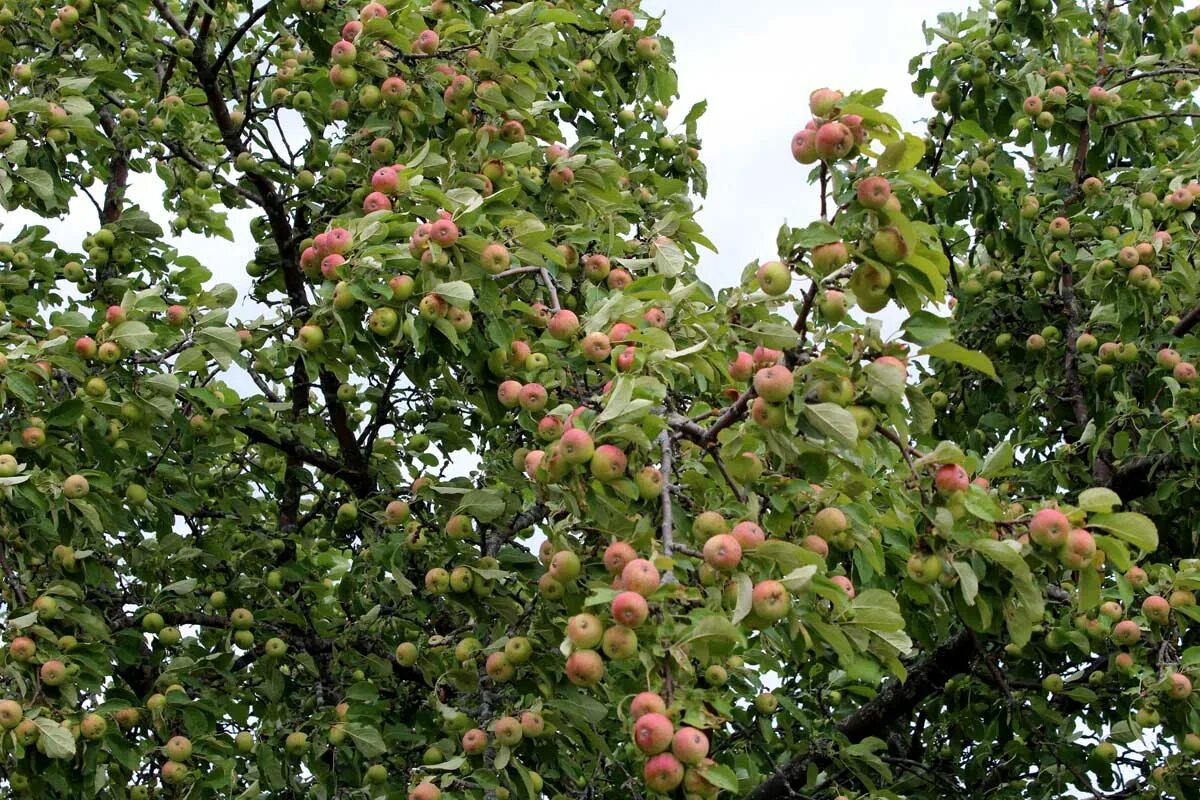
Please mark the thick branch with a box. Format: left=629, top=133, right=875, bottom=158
left=1172, top=302, right=1200, bottom=337
left=239, top=424, right=362, bottom=482
left=743, top=631, right=976, bottom=800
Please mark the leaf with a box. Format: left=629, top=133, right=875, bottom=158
left=921, top=341, right=996, bottom=378
left=111, top=321, right=156, bottom=351
left=456, top=490, right=505, bottom=523
left=677, top=615, right=745, bottom=648
left=731, top=573, right=753, bottom=625
left=34, top=717, right=76, bottom=759
left=803, top=403, right=859, bottom=447
left=431, top=281, right=475, bottom=308
left=1087, top=513, right=1158, bottom=553
left=793, top=220, right=842, bottom=248
left=593, top=376, right=634, bottom=427
left=1078, top=488, right=1122, bottom=513
left=163, top=579, right=197, bottom=595
left=953, top=561, right=979, bottom=606
left=980, top=441, right=1014, bottom=478
left=342, top=722, right=387, bottom=758
left=424, top=756, right=466, bottom=771
left=780, top=565, right=817, bottom=593
left=901, top=311, right=951, bottom=346
left=697, top=763, right=739, bottom=793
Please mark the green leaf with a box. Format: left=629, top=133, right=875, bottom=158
left=111, top=321, right=156, bottom=351
left=803, top=403, right=859, bottom=447
left=34, top=717, right=76, bottom=759
left=456, top=490, right=505, bottom=523
left=793, top=220, right=842, bottom=248
left=678, top=615, right=745, bottom=648
left=343, top=722, right=387, bottom=758
left=1078, top=488, right=1122, bottom=513
left=921, top=341, right=996, bottom=378
left=953, top=561, right=979, bottom=606
left=432, top=281, right=475, bottom=308
left=901, top=311, right=951, bottom=346
left=1087, top=513, right=1157, bottom=553
left=980, top=441, right=1014, bottom=478
left=697, top=763, right=739, bottom=793
left=731, top=573, right=753, bottom=625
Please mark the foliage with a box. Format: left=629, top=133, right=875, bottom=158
left=0, top=0, right=1196, bottom=798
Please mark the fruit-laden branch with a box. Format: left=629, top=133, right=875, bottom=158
left=742, top=630, right=977, bottom=800
left=1172, top=301, right=1200, bottom=337
left=238, top=424, right=365, bottom=485
left=96, top=110, right=128, bottom=225
left=213, top=1, right=272, bottom=74
left=484, top=503, right=550, bottom=557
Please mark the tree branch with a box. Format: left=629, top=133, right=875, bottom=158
left=744, top=630, right=977, bottom=800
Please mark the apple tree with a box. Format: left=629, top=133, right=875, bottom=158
left=0, top=0, right=1196, bottom=798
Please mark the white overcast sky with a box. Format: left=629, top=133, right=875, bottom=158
left=4, top=0, right=971, bottom=318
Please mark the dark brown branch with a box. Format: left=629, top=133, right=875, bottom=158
left=214, top=1, right=272, bottom=74
left=1172, top=302, right=1200, bottom=337
left=744, top=630, right=977, bottom=800
left=238, top=425, right=361, bottom=482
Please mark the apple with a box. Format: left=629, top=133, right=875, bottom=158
left=815, top=121, right=854, bottom=160
left=811, top=241, right=850, bottom=274
left=753, top=365, right=794, bottom=402
left=857, top=176, right=893, bottom=210
left=297, top=324, right=324, bottom=350
left=590, top=444, right=627, bottom=482
left=1029, top=508, right=1070, bottom=549
left=165, top=735, right=192, bottom=762
left=933, top=464, right=969, bottom=494
left=752, top=580, right=790, bottom=621
left=644, top=753, right=685, bottom=792
left=518, top=383, right=548, bottom=412
left=9, top=636, right=35, bottom=662
left=486, top=651, right=514, bottom=681
left=634, top=712, right=673, bottom=754
left=462, top=728, right=488, bottom=755
left=1143, top=595, right=1171, bottom=625
left=610, top=8, right=636, bottom=29
left=731, top=520, right=765, bottom=550
left=812, top=507, right=847, bottom=539
left=831, top=575, right=856, bottom=598
left=756, top=260, right=791, bottom=295
left=0, top=700, right=23, bottom=729
left=1112, top=620, right=1141, bottom=646
left=1166, top=673, right=1192, bottom=699
left=565, top=649, right=604, bottom=686
left=567, top=613, right=604, bottom=648
left=611, top=590, right=649, bottom=627
left=1059, top=528, right=1097, bottom=569
left=622, top=558, right=661, bottom=596
left=548, top=309, right=580, bottom=339
left=703, top=534, right=742, bottom=571
left=672, top=727, right=709, bottom=765
left=872, top=226, right=908, bottom=263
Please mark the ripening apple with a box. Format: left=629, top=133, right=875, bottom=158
left=751, top=580, right=790, bottom=621
left=933, top=464, right=969, bottom=494
left=1059, top=528, right=1097, bottom=569
left=731, top=520, right=765, bottom=550
left=1143, top=595, right=1171, bottom=625
left=831, top=575, right=856, bottom=598
left=9, top=637, right=35, bottom=662
left=602, top=624, right=638, bottom=659
left=486, top=651, right=514, bottom=682
left=622, top=558, right=661, bottom=596
left=520, top=711, right=545, bottom=737
left=425, top=568, right=450, bottom=594
left=872, top=226, right=908, bottom=263
left=672, top=727, right=710, bottom=765
left=906, top=553, right=942, bottom=585
left=753, top=365, right=794, bottom=402
left=630, top=692, right=667, bottom=720
left=810, top=87, right=843, bottom=116
left=494, top=715, right=523, bottom=747
left=1125, top=566, right=1149, bottom=589
left=812, top=507, right=847, bottom=539
left=814, top=121, right=854, bottom=160
left=462, top=728, right=488, bottom=755
left=590, top=444, right=627, bottom=482
left=811, top=241, right=849, bottom=274
left=611, top=590, right=649, bottom=627
left=518, top=383, right=548, bottom=412
left=565, top=649, right=604, bottom=686
left=165, top=735, right=193, bottom=762
left=1166, top=673, right=1192, bottom=700
left=548, top=309, right=580, bottom=339
left=857, top=176, right=892, bottom=210
left=644, top=753, right=685, bottom=792
left=634, top=712, right=674, bottom=754
left=756, top=260, right=791, bottom=295
left=497, top=380, right=522, bottom=408
left=703, top=534, right=743, bottom=571
left=581, top=331, right=612, bottom=362
left=603, top=541, right=637, bottom=575
left=1029, top=508, right=1070, bottom=549
left=1112, top=620, right=1141, bottom=646
left=818, top=290, right=848, bottom=322
left=624, top=466, right=661, bottom=501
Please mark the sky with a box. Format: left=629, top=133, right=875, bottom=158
left=2, top=0, right=974, bottom=318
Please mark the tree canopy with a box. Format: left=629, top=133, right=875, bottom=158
left=0, top=0, right=1198, bottom=798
